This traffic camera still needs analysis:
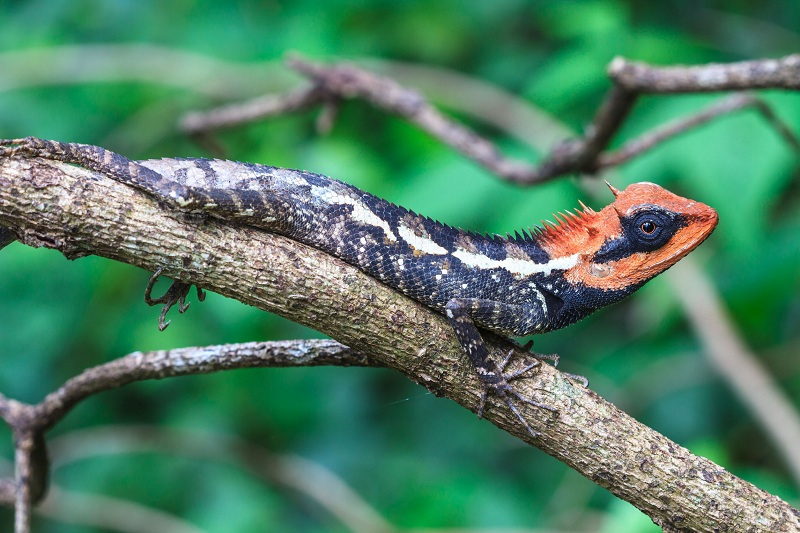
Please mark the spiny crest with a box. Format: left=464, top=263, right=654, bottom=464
left=400, top=205, right=449, bottom=231
left=464, top=228, right=534, bottom=244
left=450, top=200, right=598, bottom=247
left=533, top=202, right=598, bottom=247
left=496, top=229, right=534, bottom=244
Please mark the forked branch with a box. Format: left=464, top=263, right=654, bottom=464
left=181, top=54, right=800, bottom=184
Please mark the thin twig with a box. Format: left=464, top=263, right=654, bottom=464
left=13, top=430, right=33, bottom=533
left=0, top=339, right=367, bottom=507
left=54, top=344, right=352, bottom=397
left=179, top=55, right=576, bottom=184
left=180, top=85, right=327, bottom=134
left=598, top=92, right=800, bottom=167
left=180, top=84, right=340, bottom=158
left=286, top=55, right=541, bottom=184
left=286, top=56, right=644, bottom=183
left=535, top=85, right=638, bottom=176
left=373, top=61, right=574, bottom=151
left=34, top=339, right=368, bottom=432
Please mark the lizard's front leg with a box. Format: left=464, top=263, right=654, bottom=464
left=445, top=298, right=558, bottom=437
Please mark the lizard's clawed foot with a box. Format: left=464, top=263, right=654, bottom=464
left=512, top=339, right=589, bottom=386
left=513, top=339, right=560, bottom=367
left=144, top=268, right=206, bottom=331
left=476, top=349, right=559, bottom=438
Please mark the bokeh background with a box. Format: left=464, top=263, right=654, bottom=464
left=0, top=1, right=799, bottom=532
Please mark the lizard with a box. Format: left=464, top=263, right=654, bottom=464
left=0, top=137, right=719, bottom=436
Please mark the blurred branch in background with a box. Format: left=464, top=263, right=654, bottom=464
left=597, top=92, right=800, bottom=167
left=671, top=260, right=800, bottom=486
left=181, top=53, right=800, bottom=184
left=49, top=426, right=401, bottom=533
left=1, top=423, right=575, bottom=533
left=2, top=44, right=796, bottom=177
left=0, top=45, right=297, bottom=156
left=36, top=486, right=207, bottom=533
left=607, top=55, right=800, bottom=92
left=0, top=44, right=292, bottom=98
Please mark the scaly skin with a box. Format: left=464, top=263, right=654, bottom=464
left=0, top=137, right=719, bottom=436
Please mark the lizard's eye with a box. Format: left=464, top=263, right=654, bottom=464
left=628, top=209, right=682, bottom=251
left=640, top=220, right=657, bottom=234
left=592, top=207, right=685, bottom=262
left=631, top=212, right=667, bottom=242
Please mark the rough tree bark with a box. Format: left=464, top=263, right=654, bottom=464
left=0, top=154, right=797, bottom=532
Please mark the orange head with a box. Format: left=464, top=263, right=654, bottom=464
left=536, top=182, right=718, bottom=292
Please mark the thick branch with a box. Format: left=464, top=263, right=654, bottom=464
left=0, top=156, right=797, bottom=531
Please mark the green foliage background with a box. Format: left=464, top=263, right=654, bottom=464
left=0, top=1, right=799, bottom=531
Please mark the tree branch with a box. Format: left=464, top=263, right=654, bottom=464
left=608, top=54, right=800, bottom=92
left=0, top=154, right=797, bottom=532
left=597, top=92, right=800, bottom=167
left=0, top=340, right=366, bottom=506
left=180, top=85, right=327, bottom=134
left=34, top=339, right=371, bottom=434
